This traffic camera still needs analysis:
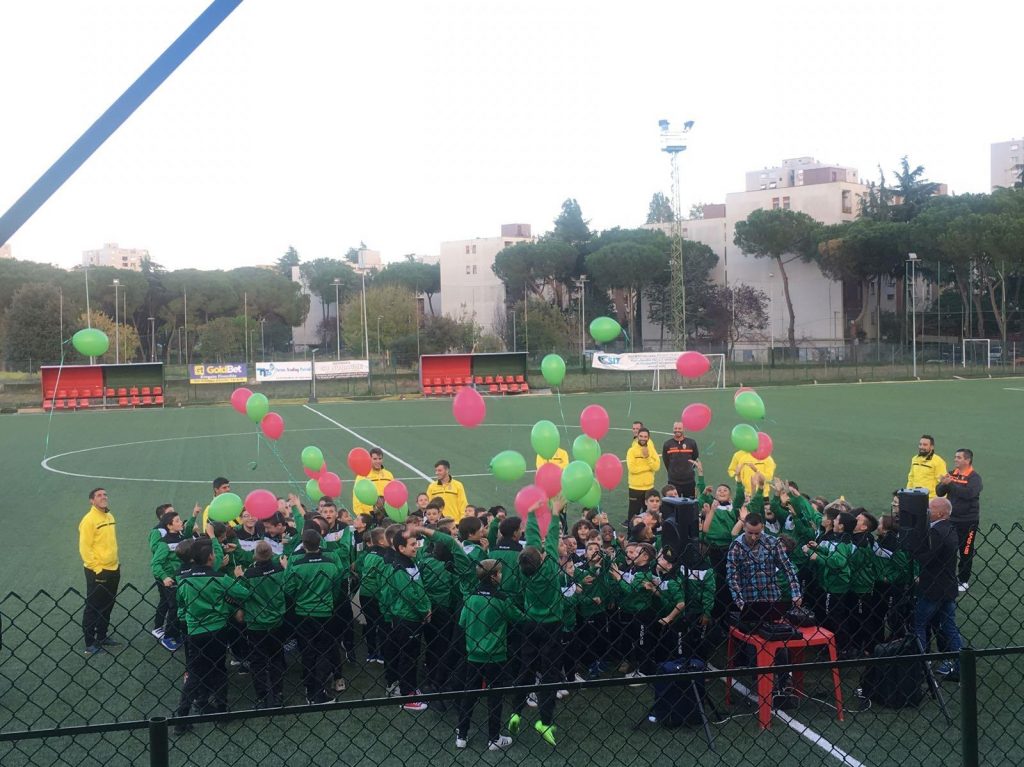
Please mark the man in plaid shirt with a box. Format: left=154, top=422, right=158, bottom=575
left=726, top=511, right=802, bottom=616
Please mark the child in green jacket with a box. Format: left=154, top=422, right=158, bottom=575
left=382, top=525, right=432, bottom=708
left=455, top=559, right=525, bottom=751
left=805, top=510, right=855, bottom=654
left=151, top=510, right=185, bottom=650
left=241, top=540, right=288, bottom=708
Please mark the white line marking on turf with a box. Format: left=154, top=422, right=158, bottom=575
left=303, top=404, right=432, bottom=481
left=713, top=666, right=867, bottom=767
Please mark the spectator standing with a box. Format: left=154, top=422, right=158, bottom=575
left=661, top=422, right=699, bottom=498
left=906, top=435, right=947, bottom=499
left=936, top=448, right=983, bottom=591
left=426, top=460, right=469, bottom=522
left=626, top=428, right=661, bottom=524
left=79, top=487, right=120, bottom=656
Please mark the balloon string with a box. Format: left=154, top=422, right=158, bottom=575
left=40, top=340, right=70, bottom=467
left=261, top=434, right=306, bottom=499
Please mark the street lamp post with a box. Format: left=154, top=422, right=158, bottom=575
left=908, top=253, right=918, bottom=378
left=576, top=275, right=588, bottom=365
left=148, top=317, right=156, bottom=362
left=309, top=348, right=318, bottom=403
left=260, top=317, right=266, bottom=361
left=510, top=310, right=517, bottom=352
left=332, top=277, right=342, bottom=360
left=767, top=272, right=775, bottom=362
left=111, top=279, right=121, bottom=364
left=376, top=316, right=383, bottom=356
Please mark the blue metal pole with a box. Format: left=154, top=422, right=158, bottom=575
left=0, top=0, right=244, bottom=246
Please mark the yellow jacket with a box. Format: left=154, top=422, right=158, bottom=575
left=626, top=443, right=661, bottom=490
left=536, top=449, right=570, bottom=470
left=426, top=478, right=469, bottom=522
left=907, top=453, right=947, bottom=498
left=727, top=451, right=776, bottom=496
left=79, top=505, right=119, bottom=573
left=353, top=467, right=395, bottom=514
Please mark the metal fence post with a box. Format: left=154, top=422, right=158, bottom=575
left=960, top=648, right=978, bottom=767
left=149, top=716, right=169, bottom=767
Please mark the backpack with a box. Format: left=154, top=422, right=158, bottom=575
left=651, top=658, right=707, bottom=727
left=860, top=635, right=925, bottom=708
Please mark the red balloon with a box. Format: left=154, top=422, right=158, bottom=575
left=383, top=480, right=408, bottom=508
left=303, top=463, right=327, bottom=480
left=681, top=403, right=712, bottom=432
left=579, top=404, right=610, bottom=441
left=244, top=489, right=278, bottom=521
left=452, top=386, right=486, bottom=428
left=752, top=432, right=773, bottom=461
left=594, top=453, right=623, bottom=490
left=535, top=463, right=563, bottom=499
left=515, top=485, right=549, bottom=526
left=260, top=412, right=285, bottom=440
left=347, top=447, right=373, bottom=477
left=734, top=386, right=756, bottom=400
left=676, top=351, right=711, bottom=378
left=230, top=387, right=253, bottom=414
left=318, top=471, right=342, bottom=498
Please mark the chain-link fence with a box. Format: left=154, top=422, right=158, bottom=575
left=2, top=522, right=1023, bottom=766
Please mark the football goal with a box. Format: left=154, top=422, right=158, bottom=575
left=962, top=338, right=991, bottom=369
left=652, top=353, right=726, bottom=391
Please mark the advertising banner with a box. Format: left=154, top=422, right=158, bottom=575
left=314, top=359, right=370, bottom=380
left=255, top=361, right=313, bottom=382
left=188, top=363, right=247, bottom=384
left=590, top=352, right=682, bottom=372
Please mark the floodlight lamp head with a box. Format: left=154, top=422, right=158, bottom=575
left=908, top=252, right=918, bottom=261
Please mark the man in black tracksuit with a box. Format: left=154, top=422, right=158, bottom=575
left=662, top=422, right=699, bottom=498
left=935, top=448, right=983, bottom=589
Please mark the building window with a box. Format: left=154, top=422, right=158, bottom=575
left=465, top=245, right=471, bottom=254
left=841, top=189, right=852, bottom=214
left=771, top=197, right=780, bottom=210
left=782, top=196, right=791, bottom=210
left=465, top=265, right=471, bottom=274
left=472, top=265, right=477, bottom=274
left=472, top=245, right=477, bottom=254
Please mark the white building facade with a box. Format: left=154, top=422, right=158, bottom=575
left=991, top=139, right=1023, bottom=190
left=82, top=242, right=149, bottom=271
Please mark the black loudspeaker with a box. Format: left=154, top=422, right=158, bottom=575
left=661, top=497, right=700, bottom=565
left=897, top=489, right=929, bottom=540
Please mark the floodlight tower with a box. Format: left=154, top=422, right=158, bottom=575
left=658, top=118, right=695, bottom=349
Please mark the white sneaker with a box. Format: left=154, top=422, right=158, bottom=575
left=386, top=682, right=400, bottom=698
left=151, top=628, right=165, bottom=640
left=488, top=736, right=513, bottom=751
left=626, top=670, right=648, bottom=687
left=334, top=677, right=347, bottom=692
left=401, top=701, right=428, bottom=712
left=556, top=689, right=569, bottom=699
left=958, top=582, right=969, bottom=593
left=574, top=673, right=587, bottom=683
left=455, top=732, right=468, bottom=749
left=526, top=693, right=538, bottom=708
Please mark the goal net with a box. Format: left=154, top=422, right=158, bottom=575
left=962, top=338, right=991, bottom=369
left=652, top=353, right=726, bottom=391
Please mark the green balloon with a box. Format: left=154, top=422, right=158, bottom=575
left=734, top=391, right=766, bottom=421
left=490, top=450, right=527, bottom=482
left=246, top=392, right=270, bottom=423
left=305, top=478, right=324, bottom=503
left=540, top=354, right=566, bottom=387
left=572, top=434, right=601, bottom=467
left=301, top=446, right=325, bottom=472
left=530, top=420, right=561, bottom=460
left=589, top=316, right=622, bottom=344
left=208, top=492, right=243, bottom=522
left=72, top=327, right=110, bottom=357
left=385, top=502, right=409, bottom=523
left=731, top=423, right=759, bottom=453
left=562, top=460, right=595, bottom=502
left=355, top=478, right=379, bottom=506
left=579, top=479, right=602, bottom=508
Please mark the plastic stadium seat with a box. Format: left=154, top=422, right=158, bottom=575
left=421, top=386, right=432, bottom=395
left=485, top=376, right=494, bottom=385
left=78, top=388, right=90, bottom=398
left=509, top=383, right=520, bottom=393
left=55, top=400, right=66, bottom=410
left=489, top=384, right=498, bottom=393
left=499, top=383, right=509, bottom=393
left=452, top=376, right=463, bottom=385
left=118, top=397, right=129, bottom=407
left=154, top=395, right=164, bottom=406
left=79, top=399, right=90, bottom=409
left=142, top=396, right=152, bottom=406
left=154, top=386, right=163, bottom=395
left=474, top=376, right=484, bottom=385
left=130, top=396, right=141, bottom=406
left=43, top=400, right=53, bottom=410
left=141, top=386, right=151, bottom=396
left=444, top=385, right=454, bottom=395
left=494, top=375, right=504, bottom=384
left=515, top=375, right=525, bottom=383
left=118, top=388, right=128, bottom=397
left=70, top=389, right=79, bottom=399
left=106, top=387, right=115, bottom=397
left=521, top=382, right=530, bottom=392
left=129, top=387, right=139, bottom=396
left=58, top=389, right=67, bottom=399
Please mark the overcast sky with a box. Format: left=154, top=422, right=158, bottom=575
left=1, top=1, right=1018, bottom=271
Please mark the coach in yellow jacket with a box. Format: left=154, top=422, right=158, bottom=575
left=426, top=459, right=469, bottom=522
left=79, top=488, right=120, bottom=655
left=353, top=448, right=395, bottom=514
left=626, top=427, right=661, bottom=522
left=907, top=434, right=947, bottom=498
